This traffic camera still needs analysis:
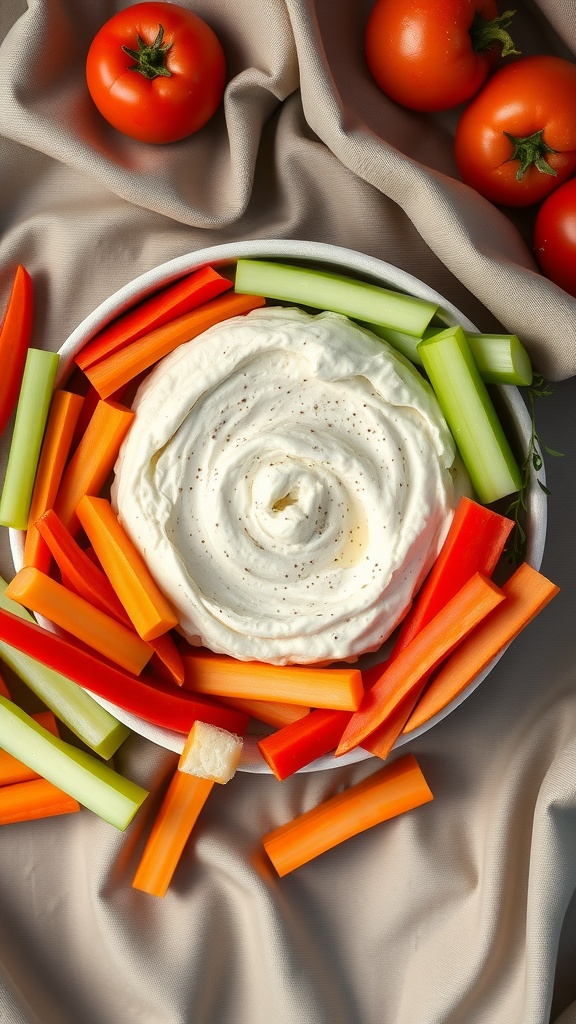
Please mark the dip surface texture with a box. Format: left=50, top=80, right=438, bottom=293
left=112, top=306, right=462, bottom=665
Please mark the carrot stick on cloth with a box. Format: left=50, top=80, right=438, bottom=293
left=5, top=566, right=153, bottom=676
left=262, top=753, right=433, bottom=876
left=23, top=390, right=84, bottom=572
left=182, top=648, right=363, bottom=711
left=336, top=572, right=505, bottom=756
left=0, top=777, right=81, bottom=825
left=76, top=495, right=178, bottom=641
left=75, top=266, right=233, bottom=371
left=132, top=770, right=214, bottom=898
left=404, top=561, right=559, bottom=733
left=53, top=399, right=134, bottom=535
left=83, top=291, right=266, bottom=399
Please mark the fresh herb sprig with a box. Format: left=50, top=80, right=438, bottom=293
left=507, top=373, right=563, bottom=564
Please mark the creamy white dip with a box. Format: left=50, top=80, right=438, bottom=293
left=112, top=306, right=465, bottom=665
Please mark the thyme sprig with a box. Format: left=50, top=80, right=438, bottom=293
left=506, top=373, right=563, bottom=564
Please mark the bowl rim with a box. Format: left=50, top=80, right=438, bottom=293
left=9, top=238, right=548, bottom=773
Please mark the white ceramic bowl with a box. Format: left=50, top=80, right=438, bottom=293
left=9, top=239, right=547, bottom=772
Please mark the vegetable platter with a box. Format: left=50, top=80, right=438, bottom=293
left=7, top=239, right=549, bottom=774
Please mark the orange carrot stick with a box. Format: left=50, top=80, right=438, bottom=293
left=132, top=769, right=214, bottom=898
left=76, top=495, right=178, bottom=641
left=0, top=777, right=81, bottom=824
left=147, top=634, right=185, bottom=687
left=404, top=562, right=559, bottom=733
left=182, top=648, right=363, bottom=711
left=217, top=695, right=311, bottom=729
left=53, top=399, right=134, bottom=535
left=83, top=291, right=267, bottom=399
left=76, top=266, right=233, bottom=371
left=0, top=710, right=59, bottom=785
left=34, top=508, right=184, bottom=686
left=23, top=390, right=84, bottom=572
left=336, top=573, right=505, bottom=755
left=262, top=753, right=433, bottom=876
left=5, top=566, right=153, bottom=676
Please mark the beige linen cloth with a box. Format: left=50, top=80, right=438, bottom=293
left=0, top=1, right=576, bottom=1022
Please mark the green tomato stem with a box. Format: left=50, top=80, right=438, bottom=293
left=469, top=9, right=520, bottom=57
left=503, top=129, right=558, bottom=181
left=122, top=24, right=172, bottom=80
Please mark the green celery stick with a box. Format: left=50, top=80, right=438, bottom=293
left=361, top=321, right=422, bottom=364
left=0, top=349, right=59, bottom=529
left=418, top=326, right=522, bottom=504
left=364, top=322, right=533, bottom=386
left=0, top=576, right=131, bottom=760
left=460, top=332, right=533, bottom=386
left=0, top=695, right=147, bottom=830
left=234, top=259, right=438, bottom=337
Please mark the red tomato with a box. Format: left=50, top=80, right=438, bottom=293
left=364, top=0, right=518, bottom=113
left=533, top=178, right=576, bottom=298
left=86, top=2, right=226, bottom=144
left=454, top=55, right=576, bottom=207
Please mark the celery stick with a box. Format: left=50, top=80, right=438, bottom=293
left=462, top=333, right=533, bottom=386
left=362, top=322, right=423, bottom=364
left=0, top=695, right=147, bottom=830
left=0, top=576, right=131, bottom=760
left=0, top=349, right=59, bottom=529
left=418, top=326, right=522, bottom=504
left=364, top=322, right=533, bottom=386
left=235, top=259, right=438, bottom=336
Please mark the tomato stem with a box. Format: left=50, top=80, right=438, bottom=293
left=503, top=130, right=558, bottom=181
left=469, top=10, right=520, bottom=57
left=122, top=24, right=172, bottom=80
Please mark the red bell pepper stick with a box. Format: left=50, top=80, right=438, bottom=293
left=255, top=498, right=514, bottom=777
left=360, top=497, right=514, bottom=758
left=75, top=266, right=233, bottom=371
left=0, top=608, right=249, bottom=737
left=258, top=708, right=352, bottom=780
left=34, top=509, right=185, bottom=686
left=0, top=265, right=33, bottom=436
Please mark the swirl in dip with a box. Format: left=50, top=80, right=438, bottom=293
left=112, top=306, right=466, bottom=666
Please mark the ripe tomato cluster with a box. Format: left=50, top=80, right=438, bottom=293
left=365, top=0, right=576, bottom=298
left=85, top=1, right=226, bottom=145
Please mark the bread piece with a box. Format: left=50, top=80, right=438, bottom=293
left=178, top=721, right=243, bottom=784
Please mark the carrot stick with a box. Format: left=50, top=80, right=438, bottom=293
left=0, top=777, right=81, bottom=824
left=404, top=562, right=559, bottom=733
left=34, top=508, right=183, bottom=685
left=360, top=498, right=514, bottom=760
left=262, top=753, right=433, bottom=876
left=336, top=573, right=505, bottom=755
left=53, top=399, right=134, bottom=535
left=76, top=495, right=178, bottom=641
left=146, top=634, right=185, bottom=687
left=132, top=770, right=214, bottom=897
left=0, top=265, right=33, bottom=437
left=393, top=497, right=514, bottom=651
left=23, top=391, right=84, bottom=572
left=5, top=566, right=153, bottom=676
left=76, top=266, right=233, bottom=371
left=0, top=710, right=59, bottom=785
left=218, top=696, right=311, bottom=729
left=83, top=291, right=267, bottom=399
left=182, top=648, right=364, bottom=711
